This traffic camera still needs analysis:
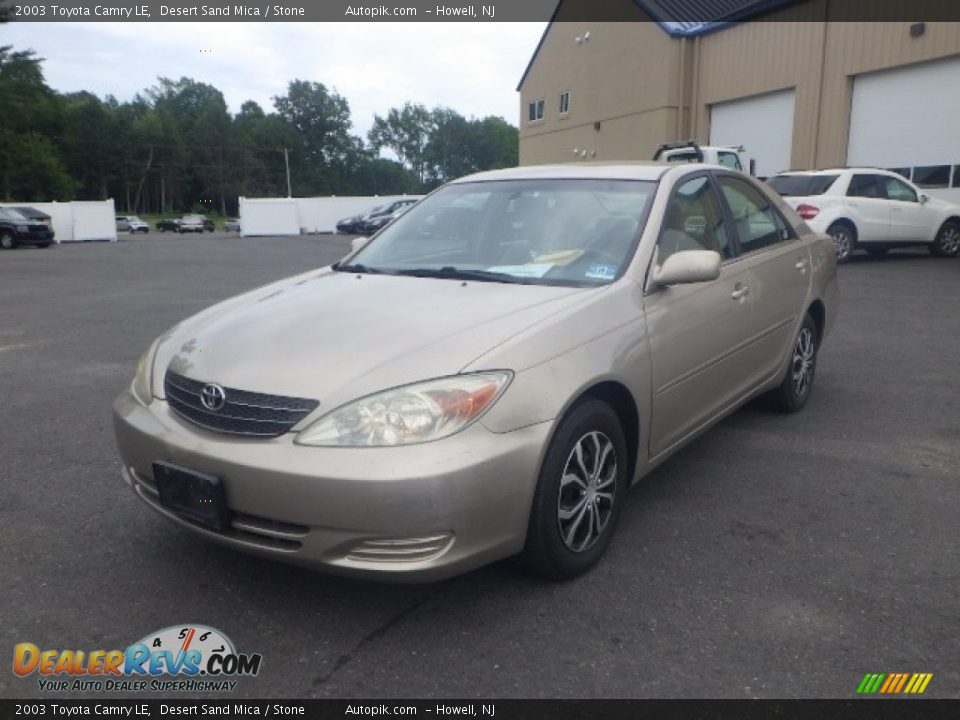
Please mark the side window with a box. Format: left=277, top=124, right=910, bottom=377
left=527, top=99, right=544, bottom=123
left=883, top=176, right=918, bottom=203
left=717, top=176, right=785, bottom=254
left=847, top=174, right=884, bottom=198
left=658, top=176, right=732, bottom=264
left=717, top=151, right=742, bottom=171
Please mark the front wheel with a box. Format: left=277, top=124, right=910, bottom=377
left=768, top=314, right=818, bottom=413
left=827, top=222, right=855, bottom=264
left=0, top=232, right=15, bottom=250
left=521, top=398, right=628, bottom=580
left=930, top=221, right=960, bottom=257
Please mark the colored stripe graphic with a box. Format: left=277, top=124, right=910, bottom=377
left=857, top=673, right=886, bottom=694
left=857, top=673, right=932, bottom=694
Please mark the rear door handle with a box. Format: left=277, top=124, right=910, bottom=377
left=731, top=284, right=750, bottom=300
left=795, top=259, right=808, bottom=272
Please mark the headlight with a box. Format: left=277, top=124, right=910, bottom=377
left=131, top=339, right=160, bottom=405
left=296, top=372, right=512, bottom=447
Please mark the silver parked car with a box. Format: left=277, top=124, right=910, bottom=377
left=114, top=163, right=838, bottom=581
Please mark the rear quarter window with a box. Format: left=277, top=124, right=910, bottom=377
left=767, top=175, right=839, bottom=197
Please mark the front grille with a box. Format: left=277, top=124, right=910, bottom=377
left=164, top=371, right=319, bottom=437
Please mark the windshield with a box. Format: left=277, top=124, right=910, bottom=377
left=768, top=174, right=839, bottom=197
left=0, top=208, right=28, bottom=221
left=343, top=179, right=655, bottom=286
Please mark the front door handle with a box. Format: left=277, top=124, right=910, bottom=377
left=731, top=284, right=750, bottom=300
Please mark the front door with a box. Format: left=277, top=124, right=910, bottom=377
left=645, top=175, right=758, bottom=458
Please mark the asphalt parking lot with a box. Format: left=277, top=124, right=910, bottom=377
left=1, top=233, right=958, bottom=699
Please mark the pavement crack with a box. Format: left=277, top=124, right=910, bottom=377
left=313, top=591, right=438, bottom=687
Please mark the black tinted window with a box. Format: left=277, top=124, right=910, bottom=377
left=768, top=174, right=839, bottom=197
left=847, top=174, right=885, bottom=199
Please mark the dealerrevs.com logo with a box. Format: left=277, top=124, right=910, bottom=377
left=13, top=624, right=262, bottom=693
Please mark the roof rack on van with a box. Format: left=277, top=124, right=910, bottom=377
left=653, top=140, right=702, bottom=161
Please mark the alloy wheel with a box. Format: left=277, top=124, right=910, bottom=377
left=557, top=431, right=617, bottom=553
left=792, top=326, right=816, bottom=397
left=938, top=226, right=960, bottom=256
left=831, top=227, right=852, bottom=262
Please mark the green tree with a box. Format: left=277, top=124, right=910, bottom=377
left=0, top=46, right=73, bottom=200
left=368, top=102, right=435, bottom=184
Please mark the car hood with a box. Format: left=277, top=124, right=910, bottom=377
left=925, top=195, right=959, bottom=213
left=159, top=270, right=591, bottom=410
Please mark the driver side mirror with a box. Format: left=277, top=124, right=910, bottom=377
left=919, top=193, right=930, bottom=204
left=652, top=250, right=722, bottom=288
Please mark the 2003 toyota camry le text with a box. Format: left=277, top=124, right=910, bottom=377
left=114, top=162, right=838, bottom=581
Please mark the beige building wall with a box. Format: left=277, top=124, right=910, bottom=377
left=518, top=1, right=960, bottom=171
left=518, top=14, right=683, bottom=165
left=816, top=18, right=960, bottom=168
left=691, top=2, right=827, bottom=171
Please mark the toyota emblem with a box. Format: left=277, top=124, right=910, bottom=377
left=200, top=383, right=226, bottom=411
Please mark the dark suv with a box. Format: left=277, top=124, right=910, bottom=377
left=0, top=207, right=54, bottom=249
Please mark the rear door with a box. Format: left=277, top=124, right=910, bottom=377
left=715, top=174, right=812, bottom=383
left=645, top=173, right=758, bottom=457
left=844, top=173, right=890, bottom=242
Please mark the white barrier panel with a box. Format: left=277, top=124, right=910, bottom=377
left=239, top=195, right=424, bottom=236
left=71, top=201, right=118, bottom=241
left=0, top=199, right=117, bottom=242
left=239, top=198, right=300, bottom=237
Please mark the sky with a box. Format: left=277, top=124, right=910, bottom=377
left=3, top=22, right=546, bottom=137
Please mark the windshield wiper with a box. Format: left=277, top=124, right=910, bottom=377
left=332, top=262, right=390, bottom=274
left=391, top=266, right=535, bottom=284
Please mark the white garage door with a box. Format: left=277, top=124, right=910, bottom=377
left=848, top=55, right=960, bottom=202
left=710, top=89, right=795, bottom=178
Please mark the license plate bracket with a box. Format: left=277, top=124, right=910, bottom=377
left=153, top=461, right=229, bottom=532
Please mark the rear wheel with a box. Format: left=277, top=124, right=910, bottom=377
left=827, top=222, right=855, bottom=263
left=930, top=221, right=960, bottom=257
left=0, top=231, right=15, bottom=250
left=768, top=314, right=818, bottom=413
left=521, top=398, right=627, bottom=580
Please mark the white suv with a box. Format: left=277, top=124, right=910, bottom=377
left=768, top=168, right=960, bottom=262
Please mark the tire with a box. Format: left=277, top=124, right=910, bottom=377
left=768, top=313, right=819, bottom=413
left=0, top=231, right=15, bottom=250
left=929, top=221, right=960, bottom=258
left=521, top=398, right=628, bottom=580
left=827, top=222, right=855, bottom=264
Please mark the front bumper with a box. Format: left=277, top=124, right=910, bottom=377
left=113, top=390, right=550, bottom=581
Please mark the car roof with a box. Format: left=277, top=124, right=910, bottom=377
left=451, top=162, right=674, bottom=184
left=775, top=167, right=901, bottom=177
